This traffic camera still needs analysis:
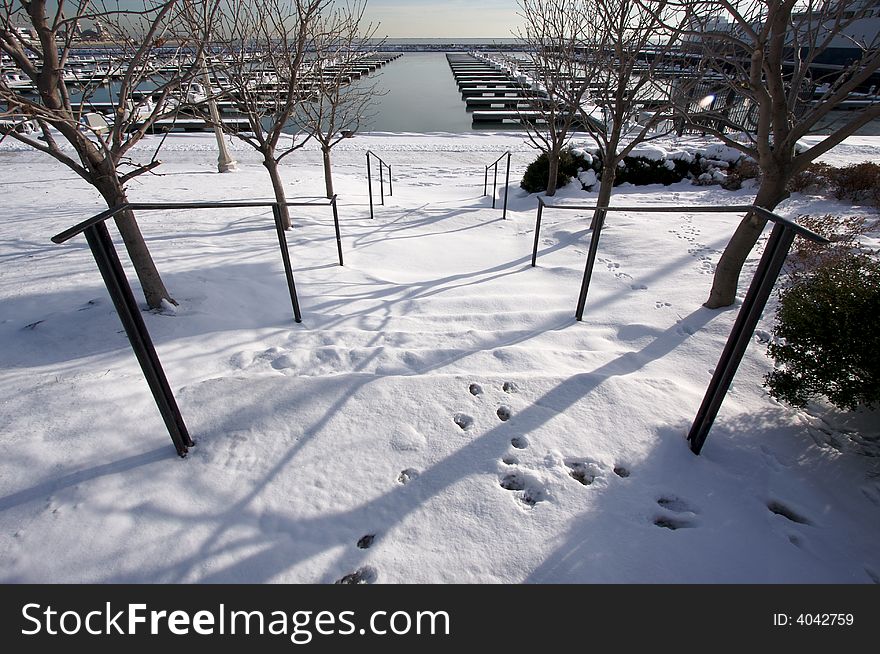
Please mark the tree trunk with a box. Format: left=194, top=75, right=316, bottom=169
left=704, top=174, right=790, bottom=309
left=93, top=176, right=174, bottom=311
left=591, top=163, right=615, bottom=230
left=322, top=147, right=334, bottom=199
left=546, top=150, right=560, bottom=197
left=263, top=157, right=291, bottom=230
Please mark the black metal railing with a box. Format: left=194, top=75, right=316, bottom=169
left=52, top=196, right=343, bottom=458
left=530, top=197, right=828, bottom=456
left=366, top=150, right=393, bottom=219
left=483, top=151, right=511, bottom=220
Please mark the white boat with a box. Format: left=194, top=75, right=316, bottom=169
left=2, top=71, right=32, bottom=90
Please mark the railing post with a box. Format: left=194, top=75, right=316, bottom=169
left=492, top=161, right=498, bottom=209
left=272, top=203, right=303, bottom=324
left=502, top=152, right=511, bottom=220
left=531, top=197, right=545, bottom=267
left=379, top=161, right=385, bottom=206
left=483, top=166, right=488, bottom=197
left=83, top=221, right=193, bottom=457
left=367, top=152, right=374, bottom=219
left=687, top=223, right=796, bottom=455
left=331, top=194, right=343, bottom=266
left=388, top=164, right=393, bottom=197
left=575, top=207, right=607, bottom=321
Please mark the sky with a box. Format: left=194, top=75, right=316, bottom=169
left=362, top=0, right=522, bottom=38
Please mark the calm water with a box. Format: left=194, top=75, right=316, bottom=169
left=355, top=53, right=474, bottom=133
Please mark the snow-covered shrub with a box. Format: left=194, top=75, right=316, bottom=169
left=765, top=253, right=880, bottom=411
left=788, top=162, right=833, bottom=194
left=721, top=158, right=761, bottom=190
left=829, top=162, right=880, bottom=209
left=520, top=147, right=596, bottom=193
left=788, top=161, right=880, bottom=209
left=613, top=155, right=694, bottom=186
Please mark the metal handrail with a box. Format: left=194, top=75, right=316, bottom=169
left=482, top=151, right=511, bottom=220
left=366, top=150, right=393, bottom=219
left=530, top=197, right=829, bottom=456
left=51, top=195, right=343, bottom=458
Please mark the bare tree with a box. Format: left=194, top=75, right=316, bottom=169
left=206, top=0, right=328, bottom=229
left=295, top=0, right=380, bottom=198
left=571, top=0, right=688, bottom=229
left=514, top=0, right=594, bottom=196
left=661, top=0, right=880, bottom=308
left=0, top=1, right=215, bottom=309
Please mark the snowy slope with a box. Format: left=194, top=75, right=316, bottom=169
left=0, top=132, right=878, bottom=583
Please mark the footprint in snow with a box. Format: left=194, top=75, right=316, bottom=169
left=397, top=468, right=419, bottom=485
left=453, top=413, right=474, bottom=430
left=496, top=406, right=512, bottom=422
left=357, top=534, right=376, bottom=549
left=653, top=515, right=696, bottom=530
left=499, top=472, right=547, bottom=507
left=767, top=500, right=812, bottom=525
left=335, top=566, right=378, bottom=585
left=469, top=383, right=483, bottom=396
left=653, top=495, right=699, bottom=530
left=613, top=466, right=631, bottom=478
left=502, top=381, right=518, bottom=394
left=564, top=459, right=602, bottom=486
left=510, top=435, right=529, bottom=449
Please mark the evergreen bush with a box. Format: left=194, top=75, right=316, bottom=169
left=765, top=253, right=880, bottom=410
left=613, top=156, right=693, bottom=186
left=520, top=148, right=594, bottom=193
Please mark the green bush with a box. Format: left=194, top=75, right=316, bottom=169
left=520, top=148, right=593, bottom=193
left=765, top=253, right=880, bottom=410
left=614, top=156, right=693, bottom=186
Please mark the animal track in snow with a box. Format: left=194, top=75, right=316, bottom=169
left=502, top=381, right=518, bottom=394
left=496, top=406, right=512, bottom=422
left=564, top=459, right=602, bottom=486
left=357, top=534, right=376, bottom=549
left=502, top=455, right=519, bottom=466
left=653, top=495, right=699, bottom=529
left=397, top=468, right=419, bottom=484
left=599, top=257, right=632, bottom=281
left=510, top=435, right=529, bottom=449
left=335, top=566, right=378, bottom=584
left=499, top=472, right=547, bottom=507
left=767, top=500, right=812, bottom=525
left=613, top=466, right=631, bottom=478
left=653, top=516, right=696, bottom=530
left=468, top=383, right=483, bottom=396
left=453, top=413, right=474, bottom=430
left=654, top=301, right=672, bottom=309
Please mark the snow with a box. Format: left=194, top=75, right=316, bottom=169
left=627, top=143, right=668, bottom=161
left=577, top=168, right=598, bottom=189
left=0, top=131, right=879, bottom=584
left=701, top=144, right=744, bottom=164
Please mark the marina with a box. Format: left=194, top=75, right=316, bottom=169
left=3, top=38, right=880, bottom=135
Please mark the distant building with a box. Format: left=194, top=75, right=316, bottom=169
left=80, top=21, right=107, bottom=41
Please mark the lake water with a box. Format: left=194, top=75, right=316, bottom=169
left=355, top=52, right=474, bottom=133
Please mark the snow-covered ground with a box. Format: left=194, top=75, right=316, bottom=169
left=0, top=131, right=878, bottom=583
